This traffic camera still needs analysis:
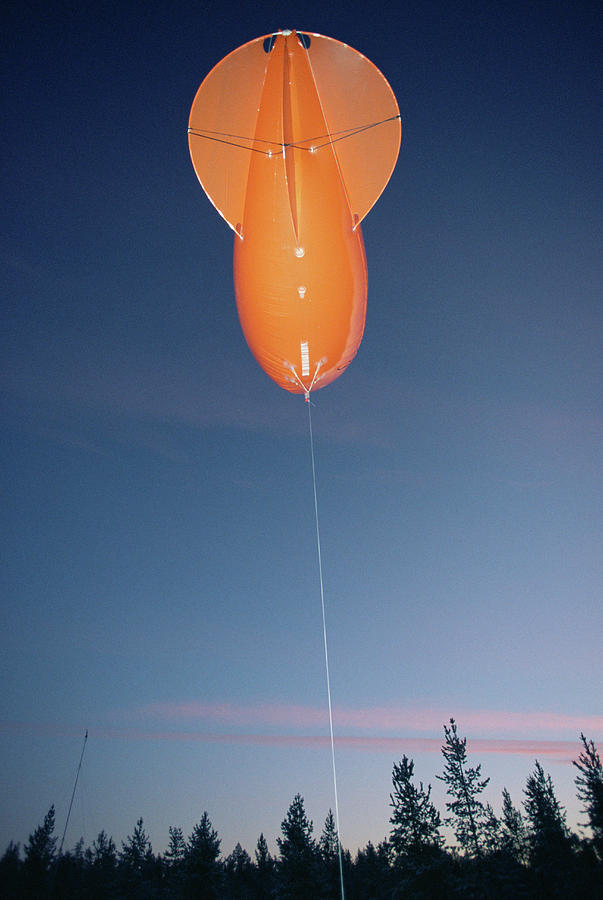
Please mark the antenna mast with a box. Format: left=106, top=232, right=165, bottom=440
left=59, top=729, right=88, bottom=854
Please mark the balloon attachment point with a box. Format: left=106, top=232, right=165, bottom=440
left=304, top=391, right=310, bottom=403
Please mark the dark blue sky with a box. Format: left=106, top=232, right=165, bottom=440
left=2, top=0, right=601, bottom=856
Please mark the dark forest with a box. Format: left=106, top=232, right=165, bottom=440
left=2, top=723, right=601, bottom=898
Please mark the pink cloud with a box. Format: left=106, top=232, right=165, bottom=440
left=134, top=701, right=602, bottom=740
left=0, top=720, right=584, bottom=763
left=102, top=732, right=578, bottom=761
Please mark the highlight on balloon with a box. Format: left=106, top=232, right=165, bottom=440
left=188, top=29, right=401, bottom=397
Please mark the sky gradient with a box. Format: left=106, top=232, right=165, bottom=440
left=2, top=0, right=601, bottom=858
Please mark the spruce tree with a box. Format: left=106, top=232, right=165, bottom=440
left=319, top=809, right=339, bottom=862
left=164, top=825, right=186, bottom=896
left=320, top=809, right=344, bottom=899
left=120, top=817, right=153, bottom=871
left=389, top=755, right=444, bottom=861
left=254, top=833, right=275, bottom=898
left=23, top=805, right=57, bottom=895
left=185, top=812, right=222, bottom=899
left=165, top=825, right=186, bottom=868
left=24, top=805, right=57, bottom=870
left=223, top=843, right=253, bottom=899
left=90, top=830, right=117, bottom=897
left=500, top=788, right=528, bottom=864
left=276, top=794, right=320, bottom=898
left=437, top=718, right=490, bottom=857
left=523, top=759, right=574, bottom=888
left=524, top=761, right=570, bottom=846
left=92, top=830, right=116, bottom=868
left=573, top=733, right=603, bottom=859
left=0, top=842, right=22, bottom=897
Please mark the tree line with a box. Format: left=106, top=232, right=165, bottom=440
left=1, top=722, right=601, bottom=898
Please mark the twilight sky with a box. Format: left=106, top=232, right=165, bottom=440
left=2, top=0, right=601, bottom=858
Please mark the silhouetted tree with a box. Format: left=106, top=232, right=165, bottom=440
left=0, top=841, right=22, bottom=897
left=573, top=733, right=603, bottom=860
left=437, top=719, right=490, bottom=857
left=351, top=840, right=392, bottom=900
left=89, top=830, right=117, bottom=898
left=481, top=802, right=501, bottom=854
left=185, top=811, right=222, bottom=898
left=92, top=829, right=116, bottom=867
left=276, top=793, right=321, bottom=898
left=524, top=760, right=570, bottom=848
left=254, top=832, right=275, bottom=898
left=163, top=825, right=186, bottom=896
left=54, top=837, right=88, bottom=899
left=23, top=805, right=57, bottom=896
left=165, top=825, right=186, bottom=868
left=319, top=808, right=339, bottom=861
left=6, top=725, right=603, bottom=898
left=319, top=808, right=344, bottom=898
left=389, top=755, right=444, bottom=862
left=524, top=760, right=575, bottom=894
left=223, top=842, right=254, bottom=898
left=119, top=818, right=158, bottom=898
left=500, top=787, right=528, bottom=865
left=120, top=817, right=153, bottom=871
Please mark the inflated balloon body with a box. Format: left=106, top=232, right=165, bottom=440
left=189, top=30, right=400, bottom=396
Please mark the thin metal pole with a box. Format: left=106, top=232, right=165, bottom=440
left=59, top=729, right=88, bottom=854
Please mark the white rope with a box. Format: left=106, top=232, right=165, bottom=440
left=307, top=399, right=345, bottom=900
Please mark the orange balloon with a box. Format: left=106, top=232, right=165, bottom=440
left=189, top=30, right=400, bottom=395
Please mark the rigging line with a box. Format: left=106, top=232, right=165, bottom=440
left=59, top=729, right=88, bottom=855
left=309, top=115, right=401, bottom=151
left=187, top=131, right=277, bottom=155
left=189, top=114, right=400, bottom=157
left=188, top=127, right=283, bottom=149
left=287, top=114, right=401, bottom=150
left=307, top=400, right=346, bottom=900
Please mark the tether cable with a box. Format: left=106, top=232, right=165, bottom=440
left=307, top=399, right=345, bottom=900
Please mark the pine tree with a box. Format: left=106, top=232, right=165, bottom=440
left=573, top=733, right=603, bottom=859
left=276, top=794, right=320, bottom=898
left=500, top=788, right=528, bottom=864
left=118, top=818, right=155, bottom=898
left=24, top=805, right=57, bottom=869
left=352, top=840, right=393, bottom=899
left=254, top=833, right=275, bottom=899
left=0, top=841, right=22, bottom=897
left=223, top=843, right=253, bottom=898
left=524, top=761, right=570, bottom=845
left=389, top=755, right=444, bottom=861
left=523, top=759, right=574, bottom=887
left=23, top=805, right=57, bottom=895
left=319, top=809, right=339, bottom=862
left=437, top=719, right=490, bottom=857
left=163, top=825, right=186, bottom=897
left=255, top=832, right=273, bottom=869
left=320, top=809, right=344, bottom=899
left=165, top=825, right=186, bottom=868
left=89, top=830, right=117, bottom=898
left=92, top=829, right=116, bottom=867
left=120, top=817, right=153, bottom=871
left=185, top=811, right=222, bottom=899
left=481, top=802, right=501, bottom=854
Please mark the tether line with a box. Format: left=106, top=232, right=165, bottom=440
left=307, top=399, right=345, bottom=900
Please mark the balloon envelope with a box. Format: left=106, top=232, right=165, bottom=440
left=189, top=30, right=400, bottom=394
